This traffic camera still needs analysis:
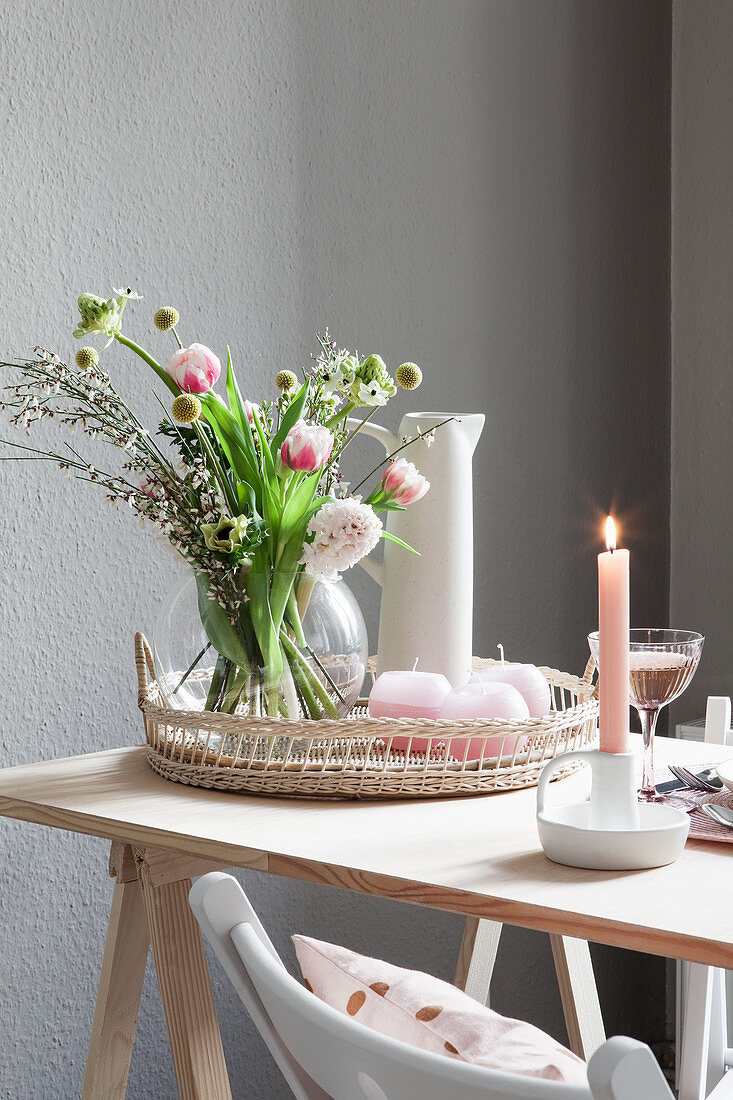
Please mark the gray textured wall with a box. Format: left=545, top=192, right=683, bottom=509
left=0, top=1, right=672, bottom=1096
left=670, top=1, right=733, bottom=721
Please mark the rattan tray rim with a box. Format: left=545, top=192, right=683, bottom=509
left=135, top=633, right=598, bottom=799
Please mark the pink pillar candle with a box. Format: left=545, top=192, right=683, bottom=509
left=598, top=517, right=630, bottom=753
left=469, top=663, right=551, bottom=718
left=439, top=682, right=530, bottom=760
left=368, top=669, right=452, bottom=721
left=369, top=669, right=452, bottom=754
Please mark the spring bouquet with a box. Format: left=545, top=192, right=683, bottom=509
left=0, top=288, right=439, bottom=719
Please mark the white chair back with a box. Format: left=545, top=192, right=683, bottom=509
left=704, top=697, right=733, bottom=745
left=189, top=872, right=673, bottom=1100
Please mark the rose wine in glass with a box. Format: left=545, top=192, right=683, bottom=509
left=588, top=629, right=704, bottom=802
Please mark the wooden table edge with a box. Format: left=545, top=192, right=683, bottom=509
left=0, top=791, right=727, bottom=968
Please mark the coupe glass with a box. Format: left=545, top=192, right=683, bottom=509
left=588, top=629, right=704, bottom=802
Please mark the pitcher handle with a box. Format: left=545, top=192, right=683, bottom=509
left=345, top=418, right=398, bottom=454
left=345, top=417, right=395, bottom=587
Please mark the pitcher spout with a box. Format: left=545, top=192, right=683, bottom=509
left=459, top=412, right=485, bottom=454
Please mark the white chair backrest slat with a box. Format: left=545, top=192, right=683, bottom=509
left=190, top=873, right=674, bottom=1100
left=704, top=697, right=733, bottom=746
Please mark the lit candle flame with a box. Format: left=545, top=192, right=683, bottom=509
left=605, top=515, right=617, bottom=551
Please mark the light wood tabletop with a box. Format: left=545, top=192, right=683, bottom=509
left=0, top=733, right=730, bottom=968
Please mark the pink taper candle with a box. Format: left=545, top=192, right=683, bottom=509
left=598, top=516, right=629, bottom=753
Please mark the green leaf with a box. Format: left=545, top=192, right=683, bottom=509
left=225, top=346, right=248, bottom=430
left=279, top=474, right=321, bottom=543
left=381, top=530, right=420, bottom=554
left=271, top=379, right=310, bottom=459
left=249, top=406, right=281, bottom=546
left=195, top=572, right=251, bottom=669
left=247, top=548, right=284, bottom=704
left=202, top=394, right=259, bottom=488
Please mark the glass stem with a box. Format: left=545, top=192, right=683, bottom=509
left=638, top=706, right=660, bottom=799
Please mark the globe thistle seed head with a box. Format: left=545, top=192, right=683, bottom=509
left=154, top=306, right=180, bottom=332
left=395, top=362, right=423, bottom=390
left=276, top=369, right=299, bottom=393
left=75, top=346, right=100, bottom=370
left=171, top=393, right=202, bottom=424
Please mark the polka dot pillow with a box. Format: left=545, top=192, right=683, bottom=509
left=292, top=935, right=587, bottom=1084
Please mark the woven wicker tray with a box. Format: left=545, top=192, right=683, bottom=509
left=136, top=633, right=598, bottom=800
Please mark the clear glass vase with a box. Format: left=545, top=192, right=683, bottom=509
left=153, top=568, right=368, bottom=719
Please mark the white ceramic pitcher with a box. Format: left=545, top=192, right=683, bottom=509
left=353, top=411, right=484, bottom=687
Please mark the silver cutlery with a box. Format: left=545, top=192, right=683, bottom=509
left=667, top=764, right=723, bottom=792
left=701, top=803, right=733, bottom=827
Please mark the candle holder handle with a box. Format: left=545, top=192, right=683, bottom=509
left=537, top=748, right=640, bottom=830
left=536, top=750, right=596, bottom=816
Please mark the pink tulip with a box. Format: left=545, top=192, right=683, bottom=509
left=280, top=419, right=334, bottom=472
left=243, top=400, right=261, bottom=422
left=381, top=458, right=430, bottom=505
left=165, top=343, right=221, bottom=394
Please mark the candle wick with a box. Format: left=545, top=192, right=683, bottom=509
left=412, top=657, right=419, bottom=672
left=497, top=643, right=505, bottom=665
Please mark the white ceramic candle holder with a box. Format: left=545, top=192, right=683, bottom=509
left=536, top=748, right=689, bottom=870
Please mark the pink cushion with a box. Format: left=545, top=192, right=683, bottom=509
left=293, top=935, right=587, bottom=1084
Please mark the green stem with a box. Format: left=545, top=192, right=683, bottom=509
left=287, top=589, right=307, bottom=647
left=325, top=400, right=356, bottom=430
left=335, top=404, right=379, bottom=459
left=193, top=420, right=239, bottom=514
left=278, top=640, right=301, bottom=718
left=250, top=676, right=261, bottom=717
left=173, top=643, right=211, bottom=695
left=221, top=665, right=247, bottom=714
left=113, top=332, right=179, bottom=396
left=205, top=653, right=228, bottom=711
left=247, top=556, right=284, bottom=716
left=280, top=634, right=321, bottom=718
left=303, top=642, right=347, bottom=706
left=269, top=570, right=298, bottom=638
left=281, top=632, right=338, bottom=718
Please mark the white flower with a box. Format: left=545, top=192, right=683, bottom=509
left=300, top=497, right=382, bottom=580
left=356, top=381, right=390, bottom=407
left=320, top=353, right=357, bottom=396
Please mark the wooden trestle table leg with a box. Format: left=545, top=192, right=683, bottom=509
left=82, top=844, right=150, bottom=1100
left=549, top=933, right=606, bottom=1060
left=453, top=917, right=503, bottom=1005
left=454, top=920, right=605, bottom=1061
left=83, top=841, right=232, bottom=1100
